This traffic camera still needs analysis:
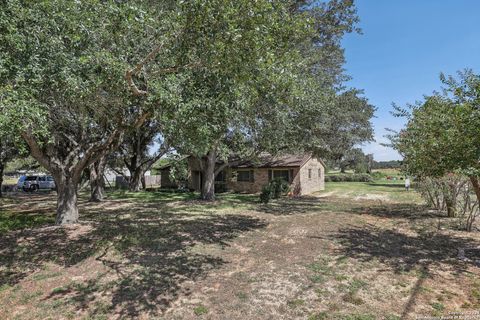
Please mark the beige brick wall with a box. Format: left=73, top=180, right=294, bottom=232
left=226, top=167, right=302, bottom=194
left=225, top=168, right=268, bottom=193
left=298, top=158, right=325, bottom=195
left=182, top=156, right=325, bottom=195
left=290, top=167, right=301, bottom=195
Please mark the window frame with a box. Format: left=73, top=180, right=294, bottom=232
left=215, top=170, right=226, bottom=182
left=272, top=169, right=290, bottom=182
left=236, top=169, right=254, bottom=182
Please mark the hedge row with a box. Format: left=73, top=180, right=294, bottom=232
left=325, top=174, right=373, bottom=182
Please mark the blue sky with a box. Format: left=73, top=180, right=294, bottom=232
left=342, top=0, right=480, bottom=161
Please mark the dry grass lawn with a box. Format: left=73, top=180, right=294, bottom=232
left=0, top=182, right=479, bottom=320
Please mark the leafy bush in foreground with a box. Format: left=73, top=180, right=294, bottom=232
left=416, top=175, right=479, bottom=231
left=260, top=178, right=290, bottom=204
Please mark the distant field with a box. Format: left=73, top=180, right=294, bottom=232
left=371, top=168, right=403, bottom=176
left=328, top=169, right=402, bottom=176
left=326, top=168, right=405, bottom=183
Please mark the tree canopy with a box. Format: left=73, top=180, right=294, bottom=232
left=0, top=0, right=375, bottom=220
left=392, top=70, right=480, bottom=202
left=0, top=0, right=170, bottom=223
left=158, top=0, right=373, bottom=200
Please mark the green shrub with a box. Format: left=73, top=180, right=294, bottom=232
left=260, top=178, right=290, bottom=204
left=325, top=174, right=373, bottom=183
left=260, top=185, right=272, bottom=203
left=354, top=162, right=368, bottom=174
left=370, top=171, right=385, bottom=180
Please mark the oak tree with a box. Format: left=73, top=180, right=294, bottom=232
left=0, top=1, right=173, bottom=223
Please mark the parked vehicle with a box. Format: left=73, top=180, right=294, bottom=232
left=22, top=175, right=56, bottom=192
left=16, top=176, right=26, bottom=190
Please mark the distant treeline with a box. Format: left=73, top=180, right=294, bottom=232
left=371, top=160, right=402, bottom=169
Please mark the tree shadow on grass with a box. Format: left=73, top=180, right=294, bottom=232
left=330, top=225, right=479, bottom=318
left=0, top=194, right=58, bottom=233
left=255, top=196, right=335, bottom=216
left=0, top=209, right=55, bottom=234
left=331, top=224, right=478, bottom=274
left=105, top=190, right=259, bottom=205
left=0, top=208, right=267, bottom=318
left=349, top=203, right=442, bottom=220
left=106, top=190, right=198, bottom=204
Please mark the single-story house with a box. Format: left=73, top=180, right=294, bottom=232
left=160, top=153, right=325, bottom=196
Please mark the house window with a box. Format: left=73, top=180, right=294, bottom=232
left=308, top=169, right=312, bottom=179
left=237, top=170, right=254, bottom=182
left=272, top=170, right=289, bottom=182
left=215, top=171, right=225, bottom=182
left=318, top=169, right=322, bottom=178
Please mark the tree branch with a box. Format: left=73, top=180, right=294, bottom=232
left=125, top=36, right=201, bottom=96
left=73, top=129, right=124, bottom=181
left=132, top=111, right=152, bottom=129
left=125, top=42, right=166, bottom=96
left=140, top=143, right=172, bottom=169
left=214, top=162, right=229, bottom=177
left=470, top=176, right=480, bottom=204
left=21, top=131, right=55, bottom=172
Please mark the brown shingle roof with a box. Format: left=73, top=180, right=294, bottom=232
left=158, top=153, right=322, bottom=170
left=230, top=153, right=311, bottom=168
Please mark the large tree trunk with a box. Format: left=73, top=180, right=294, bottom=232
left=55, top=175, right=79, bottom=224
left=471, top=176, right=480, bottom=204
left=125, top=151, right=169, bottom=192
left=128, top=166, right=146, bottom=192
left=20, top=115, right=138, bottom=226
left=127, top=154, right=165, bottom=192
left=0, top=163, right=4, bottom=198
left=89, top=157, right=106, bottom=202
left=201, top=150, right=216, bottom=201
